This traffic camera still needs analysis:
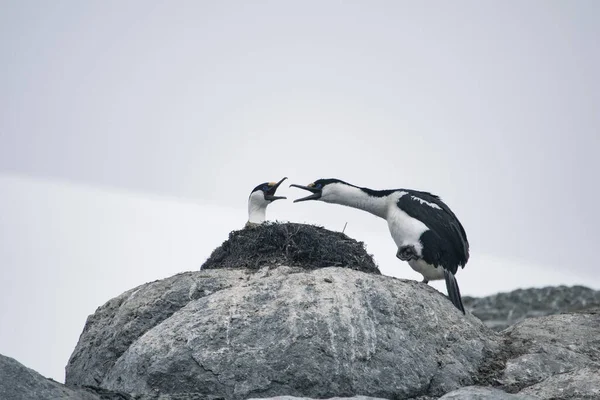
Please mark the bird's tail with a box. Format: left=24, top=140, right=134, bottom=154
left=444, top=269, right=465, bottom=314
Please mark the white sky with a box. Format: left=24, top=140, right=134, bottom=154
left=1, top=0, right=599, bottom=384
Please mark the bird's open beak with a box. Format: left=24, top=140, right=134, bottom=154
left=264, top=177, right=288, bottom=201
left=290, top=183, right=322, bottom=202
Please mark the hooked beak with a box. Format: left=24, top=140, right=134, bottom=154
left=264, top=177, right=288, bottom=201
left=290, top=183, right=322, bottom=202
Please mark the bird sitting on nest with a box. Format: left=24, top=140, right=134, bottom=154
left=246, top=177, right=287, bottom=228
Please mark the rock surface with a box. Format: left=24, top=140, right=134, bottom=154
left=67, top=267, right=496, bottom=399
left=0, top=354, right=129, bottom=400
left=247, top=397, right=389, bottom=400
left=519, top=366, right=600, bottom=399
left=8, top=221, right=600, bottom=399
left=463, top=285, right=600, bottom=331
left=64, top=260, right=600, bottom=400
left=439, top=386, right=536, bottom=399
left=499, top=310, right=600, bottom=394
left=66, top=270, right=249, bottom=387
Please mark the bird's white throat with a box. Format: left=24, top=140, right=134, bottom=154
left=248, top=191, right=268, bottom=224
left=321, top=183, right=396, bottom=219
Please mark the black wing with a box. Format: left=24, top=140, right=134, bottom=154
left=397, top=190, right=469, bottom=274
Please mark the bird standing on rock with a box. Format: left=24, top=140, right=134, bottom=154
left=290, top=178, right=469, bottom=314
left=246, top=177, right=288, bottom=227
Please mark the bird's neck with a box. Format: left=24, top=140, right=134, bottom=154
left=248, top=202, right=267, bottom=224
left=325, top=184, right=390, bottom=219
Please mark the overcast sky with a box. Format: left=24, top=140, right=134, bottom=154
left=1, top=0, right=599, bottom=384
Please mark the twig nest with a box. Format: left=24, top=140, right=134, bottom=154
left=201, top=222, right=380, bottom=274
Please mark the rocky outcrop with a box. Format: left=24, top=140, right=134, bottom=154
left=59, top=224, right=600, bottom=399
left=65, top=270, right=250, bottom=388
left=498, top=310, right=600, bottom=399
left=65, top=264, right=600, bottom=399
left=439, top=386, right=536, bottom=399
left=0, top=354, right=129, bottom=400
left=67, top=267, right=495, bottom=399
left=247, top=397, right=390, bottom=400
left=519, top=366, right=600, bottom=399
left=463, top=286, right=600, bottom=331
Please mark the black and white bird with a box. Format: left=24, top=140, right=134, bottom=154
left=246, top=177, right=288, bottom=227
left=290, top=178, right=469, bottom=313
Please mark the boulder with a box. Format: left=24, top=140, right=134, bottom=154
left=247, top=397, right=389, bottom=400
left=463, top=286, right=600, bottom=331
left=499, top=310, right=600, bottom=392
left=439, top=386, right=536, bottom=399
left=63, top=224, right=600, bottom=399
left=63, top=267, right=600, bottom=399
left=518, top=366, right=600, bottom=399
left=67, top=267, right=497, bottom=399
left=66, top=270, right=249, bottom=387
left=0, top=354, right=129, bottom=400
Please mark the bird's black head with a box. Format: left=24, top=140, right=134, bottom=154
left=290, top=178, right=348, bottom=202
left=250, top=177, right=288, bottom=201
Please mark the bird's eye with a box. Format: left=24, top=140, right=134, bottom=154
left=315, top=183, right=322, bottom=189
left=262, top=185, right=269, bottom=191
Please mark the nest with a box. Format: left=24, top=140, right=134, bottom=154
left=201, top=222, right=380, bottom=274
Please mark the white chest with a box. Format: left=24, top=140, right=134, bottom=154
left=408, top=259, right=445, bottom=280
left=386, top=204, right=429, bottom=252
left=248, top=192, right=268, bottom=224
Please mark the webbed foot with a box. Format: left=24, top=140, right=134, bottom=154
left=396, top=245, right=418, bottom=261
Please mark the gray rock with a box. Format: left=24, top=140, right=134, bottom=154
left=499, top=311, right=600, bottom=392
left=64, top=246, right=600, bottom=400
left=518, top=367, right=600, bottom=399
left=0, top=353, right=129, bottom=400
left=463, top=286, right=600, bottom=331
left=66, top=270, right=248, bottom=387
left=68, top=266, right=497, bottom=399
left=465, top=308, right=600, bottom=397
left=439, top=386, right=538, bottom=399
left=246, top=397, right=389, bottom=400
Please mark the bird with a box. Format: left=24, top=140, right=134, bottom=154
left=290, top=178, right=469, bottom=313
left=246, top=177, right=288, bottom=227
